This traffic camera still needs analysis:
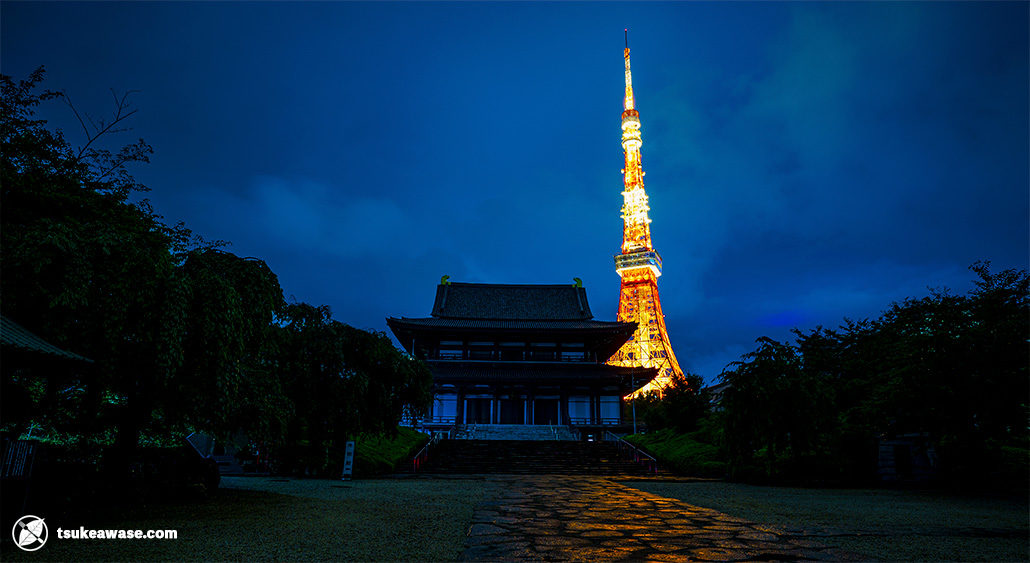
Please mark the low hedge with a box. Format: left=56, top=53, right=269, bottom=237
left=352, top=427, right=429, bottom=476
left=626, top=428, right=726, bottom=477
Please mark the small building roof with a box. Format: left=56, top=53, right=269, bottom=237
left=1, top=315, right=93, bottom=363
left=432, top=282, right=593, bottom=320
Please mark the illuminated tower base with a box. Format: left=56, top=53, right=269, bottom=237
left=609, top=267, right=682, bottom=395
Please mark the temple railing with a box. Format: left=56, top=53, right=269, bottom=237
left=421, top=415, right=457, bottom=425
left=426, top=351, right=599, bottom=362
left=604, top=430, right=658, bottom=474
left=400, top=415, right=457, bottom=429
left=568, top=417, right=622, bottom=426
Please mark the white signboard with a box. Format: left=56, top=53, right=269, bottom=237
left=341, top=441, right=355, bottom=480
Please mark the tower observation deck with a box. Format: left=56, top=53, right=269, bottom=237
left=606, top=35, right=684, bottom=395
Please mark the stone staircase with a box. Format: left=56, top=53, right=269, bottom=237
left=402, top=439, right=657, bottom=476
left=452, top=424, right=578, bottom=441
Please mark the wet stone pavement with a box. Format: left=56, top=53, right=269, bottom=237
left=460, top=476, right=864, bottom=562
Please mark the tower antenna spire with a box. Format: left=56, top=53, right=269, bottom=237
left=623, top=32, right=635, bottom=112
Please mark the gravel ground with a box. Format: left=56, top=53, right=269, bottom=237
left=2, top=476, right=496, bottom=561
left=5, top=476, right=1024, bottom=561
left=623, top=480, right=1029, bottom=561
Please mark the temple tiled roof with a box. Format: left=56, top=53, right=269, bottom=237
left=1, top=316, right=93, bottom=363
left=432, top=283, right=593, bottom=320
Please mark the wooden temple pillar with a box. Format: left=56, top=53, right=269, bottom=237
left=560, top=388, right=569, bottom=427
left=588, top=387, right=597, bottom=425
left=456, top=385, right=466, bottom=425
left=527, top=387, right=536, bottom=425
left=593, top=390, right=602, bottom=425
left=492, top=389, right=500, bottom=424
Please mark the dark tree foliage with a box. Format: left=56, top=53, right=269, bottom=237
left=1, top=69, right=433, bottom=469
left=1, top=68, right=186, bottom=448
left=169, top=249, right=291, bottom=444
left=275, top=303, right=432, bottom=476
left=720, top=337, right=835, bottom=481
left=636, top=372, right=710, bottom=433
left=720, top=263, right=1029, bottom=486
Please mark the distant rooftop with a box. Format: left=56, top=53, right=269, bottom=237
left=431, top=282, right=593, bottom=321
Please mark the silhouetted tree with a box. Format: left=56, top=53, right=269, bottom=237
left=2, top=69, right=433, bottom=465
left=1, top=67, right=187, bottom=448
left=275, top=303, right=432, bottom=475
left=721, top=338, right=802, bottom=479
left=723, top=263, right=1028, bottom=485
left=166, top=249, right=291, bottom=444
left=637, top=373, right=710, bottom=433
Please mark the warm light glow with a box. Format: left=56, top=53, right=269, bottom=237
left=608, top=43, right=683, bottom=396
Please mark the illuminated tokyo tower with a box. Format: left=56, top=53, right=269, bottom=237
left=607, top=33, right=684, bottom=394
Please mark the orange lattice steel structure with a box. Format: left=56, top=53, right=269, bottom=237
left=607, top=39, right=683, bottom=395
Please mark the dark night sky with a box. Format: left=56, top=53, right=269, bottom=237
left=4, top=2, right=1027, bottom=384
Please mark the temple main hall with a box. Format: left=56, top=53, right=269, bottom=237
left=388, top=37, right=682, bottom=440
left=387, top=281, right=656, bottom=436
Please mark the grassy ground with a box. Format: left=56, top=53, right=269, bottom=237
left=2, top=477, right=495, bottom=561
left=624, top=480, right=1029, bottom=561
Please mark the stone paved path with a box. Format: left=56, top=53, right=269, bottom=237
left=461, top=476, right=864, bottom=561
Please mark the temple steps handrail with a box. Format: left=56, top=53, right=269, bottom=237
left=412, top=430, right=448, bottom=472
left=604, top=430, right=658, bottom=474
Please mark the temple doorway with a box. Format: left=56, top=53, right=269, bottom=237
left=499, top=399, right=525, bottom=424
left=466, top=399, right=491, bottom=424
left=533, top=399, right=560, bottom=425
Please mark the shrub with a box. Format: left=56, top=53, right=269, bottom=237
left=352, top=427, right=429, bottom=477
left=627, top=428, right=726, bottom=477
